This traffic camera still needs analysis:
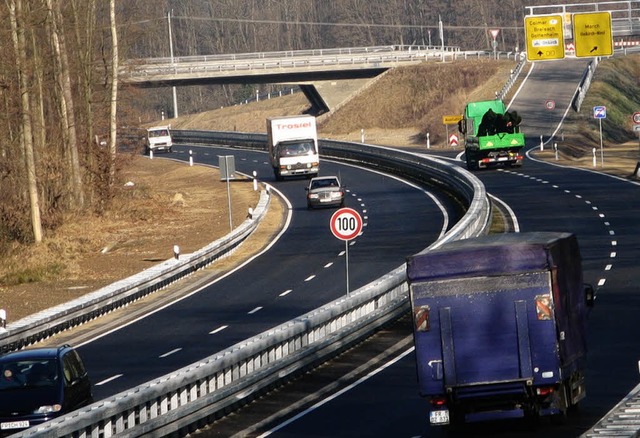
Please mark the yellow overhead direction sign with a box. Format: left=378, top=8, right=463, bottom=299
left=525, top=15, right=564, bottom=61
left=573, top=12, right=613, bottom=58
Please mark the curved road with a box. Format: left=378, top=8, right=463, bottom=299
left=243, top=58, right=640, bottom=437
left=78, top=149, right=459, bottom=399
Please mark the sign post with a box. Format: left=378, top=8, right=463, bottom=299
left=633, top=112, right=640, bottom=176
left=490, top=29, right=500, bottom=59
left=593, top=106, right=606, bottom=167
left=330, top=207, right=363, bottom=296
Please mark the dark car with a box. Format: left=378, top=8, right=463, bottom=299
left=305, top=176, right=346, bottom=209
left=0, top=345, right=93, bottom=435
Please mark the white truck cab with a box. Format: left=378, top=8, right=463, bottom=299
left=145, top=126, right=172, bottom=154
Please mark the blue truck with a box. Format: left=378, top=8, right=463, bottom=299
left=406, top=232, right=594, bottom=426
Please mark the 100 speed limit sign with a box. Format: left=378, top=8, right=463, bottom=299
left=330, top=207, right=363, bottom=241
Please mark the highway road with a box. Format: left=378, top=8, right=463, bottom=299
left=77, top=148, right=460, bottom=400
left=233, top=59, right=640, bottom=437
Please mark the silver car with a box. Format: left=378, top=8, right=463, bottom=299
left=305, top=176, right=345, bottom=209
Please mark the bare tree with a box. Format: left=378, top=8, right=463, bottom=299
left=46, top=0, right=85, bottom=209
left=108, top=0, right=118, bottom=186
left=7, top=0, right=43, bottom=243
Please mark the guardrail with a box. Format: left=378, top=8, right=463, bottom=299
left=9, top=133, right=492, bottom=438
left=0, top=190, right=271, bottom=353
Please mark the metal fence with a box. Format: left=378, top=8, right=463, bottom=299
left=9, top=134, right=491, bottom=437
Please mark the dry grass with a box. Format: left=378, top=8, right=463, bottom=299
left=1, top=55, right=637, bottom=323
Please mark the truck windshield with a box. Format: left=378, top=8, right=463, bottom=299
left=278, top=141, right=315, bottom=157
left=149, top=130, right=169, bottom=137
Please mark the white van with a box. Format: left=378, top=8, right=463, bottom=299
left=145, top=126, right=172, bottom=154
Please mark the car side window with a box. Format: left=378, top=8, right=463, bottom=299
left=62, top=350, right=86, bottom=385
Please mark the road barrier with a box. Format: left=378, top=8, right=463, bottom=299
left=8, top=134, right=491, bottom=437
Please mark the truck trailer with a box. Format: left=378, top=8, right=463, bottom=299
left=267, top=115, right=319, bottom=180
left=406, top=232, right=594, bottom=426
left=458, top=99, right=525, bottom=170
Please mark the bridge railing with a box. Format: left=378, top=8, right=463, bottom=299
left=122, top=44, right=455, bottom=67
left=119, top=44, right=463, bottom=81
left=8, top=133, right=491, bottom=438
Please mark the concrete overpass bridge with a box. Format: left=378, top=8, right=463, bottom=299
left=119, top=2, right=639, bottom=115
left=119, top=45, right=467, bottom=115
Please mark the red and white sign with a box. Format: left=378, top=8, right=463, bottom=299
left=490, top=29, right=500, bottom=39
left=449, top=134, right=459, bottom=147
left=545, top=100, right=556, bottom=110
left=633, top=112, right=640, bottom=124
left=330, top=208, right=363, bottom=241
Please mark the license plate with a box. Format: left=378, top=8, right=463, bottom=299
left=498, top=157, right=508, bottom=161
left=429, top=409, right=450, bottom=425
left=1, top=420, right=30, bottom=430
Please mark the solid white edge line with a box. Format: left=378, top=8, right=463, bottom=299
left=75, top=185, right=294, bottom=348
left=256, top=346, right=416, bottom=437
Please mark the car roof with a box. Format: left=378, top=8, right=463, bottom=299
left=0, top=345, right=72, bottom=362
left=310, top=176, right=339, bottom=182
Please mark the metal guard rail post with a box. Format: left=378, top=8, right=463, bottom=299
left=0, top=192, right=271, bottom=353
left=11, top=132, right=492, bottom=437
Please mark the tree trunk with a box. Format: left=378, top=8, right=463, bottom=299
left=48, top=0, right=85, bottom=209
left=8, top=0, right=43, bottom=243
left=108, top=0, right=118, bottom=186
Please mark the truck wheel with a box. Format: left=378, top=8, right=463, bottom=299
left=274, top=170, right=283, bottom=182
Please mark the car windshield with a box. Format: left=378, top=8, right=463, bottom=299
left=311, top=179, right=339, bottom=190
left=0, top=359, right=58, bottom=390
left=278, top=141, right=315, bottom=157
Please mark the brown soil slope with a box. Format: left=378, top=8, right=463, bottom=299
left=1, top=55, right=638, bottom=324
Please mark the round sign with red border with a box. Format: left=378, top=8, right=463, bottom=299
left=330, top=207, right=363, bottom=241
left=633, top=112, right=640, bottom=124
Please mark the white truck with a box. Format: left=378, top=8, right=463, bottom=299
left=145, top=125, right=173, bottom=154
left=267, top=115, right=319, bottom=180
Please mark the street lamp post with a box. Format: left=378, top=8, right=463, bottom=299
left=168, top=11, right=178, bottom=118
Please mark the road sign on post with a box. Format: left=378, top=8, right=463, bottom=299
left=330, top=208, right=363, bottom=296
left=593, top=106, right=606, bottom=167
left=573, top=12, right=613, bottom=58
left=525, top=15, right=564, bottom=61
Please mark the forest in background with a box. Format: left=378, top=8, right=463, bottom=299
left=0, top=0, right=601, bottom=250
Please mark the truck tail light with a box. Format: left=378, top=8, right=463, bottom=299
left=536, top=386, right=555, bottom=396
left=430, top=396, right=447, bottom=407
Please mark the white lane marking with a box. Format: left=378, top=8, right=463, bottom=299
left=609, top=230, right=615, bottom=235
left=488, top=194, right=520, bottom=233
left=605, top=265, right=612, bottom=271
left=248, top=307, right=263, bottom=315
left=256, top=347, right=416, bottom=437
left=95, top=374, right=123, bottom=386
left=304, top=275, right=315, bottom=282
left=339, top=251, right=346, bottom=256
left=598, top=279, right=606, bottom=287
left=604, top=222, right=610, bottom=226
left=209, top=325, right=228, bottom=335
left=159, top=348, right=182, bottom=358
left=612, top=240, right=617, bottom=246
left=599, top=213, right=605, bottom=218
left=279, top=289, right=293, bottom=297
left=611, top=252, right=617, bottom=258
left=324, top=263, right=333, bottom=268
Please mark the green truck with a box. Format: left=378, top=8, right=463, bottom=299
left=458, top=100, right=525, bottom=170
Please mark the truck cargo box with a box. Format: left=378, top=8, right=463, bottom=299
left=406, top=232, right=592, bottom=425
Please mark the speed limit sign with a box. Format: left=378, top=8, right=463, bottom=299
left=330, top=207, right=363, bottom=241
